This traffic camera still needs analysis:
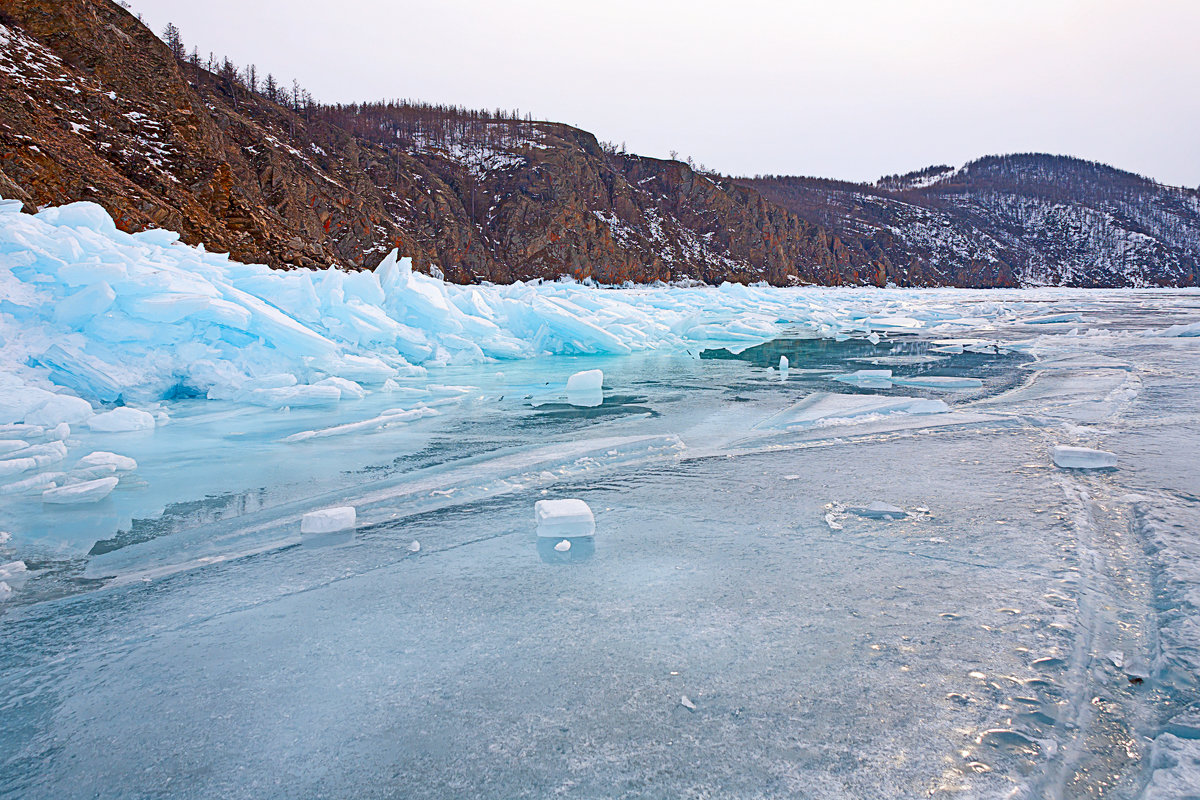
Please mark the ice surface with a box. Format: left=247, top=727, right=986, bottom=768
left=1021, top=312, right=1084, bottom=325
left=534, top=498, right=596, bottom=538
left=0, top=560, right=27, bottom=590
left=300, top=507, right=357, bottom=534
left=0, top=441, right=66, bottom=476
left=849, top=501, right=908, bottom=520
left=553, top=539, right=571, bottom=552
left=1053, top=446, right=1118, bottom=469
left=832, top=369, right=893, bottom=388
left=283, top=406, right=438, bottom=442
left=891, top=376, right=983, bottom=390
left=759, top=392, right=950, bottom=429
left=5, top=198, right=1200, bottom=799
left=1023, top=354, right=1131, bottom=371
left=41, top=476, right=118, bottom=504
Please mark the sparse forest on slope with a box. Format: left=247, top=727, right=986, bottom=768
left=1, top=0, right=1197, bottom=287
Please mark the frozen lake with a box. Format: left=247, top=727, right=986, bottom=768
left=3, top=291, right=1200, bottom=798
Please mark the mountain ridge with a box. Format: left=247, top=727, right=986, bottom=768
left=744, top=153, right=1200, bottom=287
left=1, top=0, right=1197, bottom=288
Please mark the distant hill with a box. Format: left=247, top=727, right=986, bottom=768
left=744, top=154, right=1200, bottom=287
left=1, top=0, right=1197, bottom=288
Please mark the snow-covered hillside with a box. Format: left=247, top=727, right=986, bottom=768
left=748, top=154, right=1200, bottom=288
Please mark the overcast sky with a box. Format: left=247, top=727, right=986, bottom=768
left=132, top=0, right=1200, bottom=187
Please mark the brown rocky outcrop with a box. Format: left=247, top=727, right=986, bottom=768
left=0, top=0, right=863, bottom=285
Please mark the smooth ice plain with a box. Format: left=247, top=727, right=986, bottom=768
left=3, top=202, right=1200, bottom=799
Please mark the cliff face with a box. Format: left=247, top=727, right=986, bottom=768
left=2, top=0, right=1197, bottom=288
left=0, top=0, right=440, bottom=272
left=0, top=0, right=860, bottom=285
left=746, top=155, right=1200, bottom=288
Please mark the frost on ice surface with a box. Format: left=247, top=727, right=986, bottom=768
left=1053, top=446, right=1118, bottom=469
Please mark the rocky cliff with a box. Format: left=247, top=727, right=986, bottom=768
left=0, top=0, right=858, bottom=285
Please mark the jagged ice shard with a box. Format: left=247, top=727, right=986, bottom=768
left=2, top=199, right=1200, bottom=798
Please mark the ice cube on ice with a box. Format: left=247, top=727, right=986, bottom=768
left=300, top=506, right=357, bottom=534
left=1052, top=446, right=1118, bottom=469
left=566, top=369, right=604, bottom=408
left=566, top=370, right=603, bottom=392
left=534, top=499, right=595, bottom=538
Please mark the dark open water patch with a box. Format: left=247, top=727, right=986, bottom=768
left=701, top=337, right=1033, bottom=401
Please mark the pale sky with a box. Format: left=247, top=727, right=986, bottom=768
left=131, top=0, right=1200, bottom=187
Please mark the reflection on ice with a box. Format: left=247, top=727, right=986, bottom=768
left=301, top=528, right=356, bottom=550
left=537, top=535, right=595, bottom=564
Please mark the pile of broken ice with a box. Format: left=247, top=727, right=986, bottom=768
left=2, top=195, right=1196, bottom=459
left=2, top=197, right=1086, bottom=435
